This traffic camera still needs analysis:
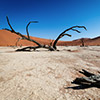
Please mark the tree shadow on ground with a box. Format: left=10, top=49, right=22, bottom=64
left=65, top=69, right=100, bottom=90
left=65, top=84, right=100, bottom=90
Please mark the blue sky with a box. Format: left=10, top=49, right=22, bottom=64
left=0, top=0, right=100, bottom=41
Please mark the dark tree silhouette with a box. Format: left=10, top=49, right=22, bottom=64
left=4, top=16, right=55, bottom=51
left=80, top=38, right=85, bottom=47
left=53, top=26, right=87, bottom=50
left=26, top=21, right=38, bottom=39
left=4, top=16, right=87, bottom=51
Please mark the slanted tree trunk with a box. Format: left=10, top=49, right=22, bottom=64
left=80, top=38, right=85, bottom=47
left=4, top=16, right=55, bottom=51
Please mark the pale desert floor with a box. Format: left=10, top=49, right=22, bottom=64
left=0, top=46, right=100, bottom=100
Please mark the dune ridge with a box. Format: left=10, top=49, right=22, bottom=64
left=0, top=30, right=100, bottom=46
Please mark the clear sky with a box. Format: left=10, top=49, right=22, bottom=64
left=0, top=0, right=100, bottom=41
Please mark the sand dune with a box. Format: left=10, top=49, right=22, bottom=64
left=0, top=30, right=100, bottom=46
left=0, top=30, right=52, bottom=46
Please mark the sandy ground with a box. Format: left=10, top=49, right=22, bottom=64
left=0, top=46, right=100, bottom=100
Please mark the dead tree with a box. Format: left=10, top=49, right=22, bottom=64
left=53, top=26, right=87, bottom=50
left=4, top=16, right=55, bottom=51
left=4, top=16, right=87, bottom=51
left=80, top=38, right=85, bottom=47
left=72, top=69, right=100, bottom=88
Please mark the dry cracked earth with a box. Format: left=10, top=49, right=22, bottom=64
left=0, top=46, right=100, bottom=100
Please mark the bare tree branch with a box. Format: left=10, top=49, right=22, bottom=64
left=5, top=16, right=42, bottom=47
left=61, top=33, right=72, bottom=38
left=6, top=16, right=15, bottom=32
left=4, top=16, right=87, bottom=51
left=66, top=26, right=87, bottom=32
left=4, top=16, right=55, bottom=51
left=26, top=21, right=38, bottom=39
left=53, top=26, right=87, bottom=50
left=71, top=29, right=81, bottom=33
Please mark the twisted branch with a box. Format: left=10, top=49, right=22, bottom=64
left=26, top=21, right=38, bottom=39
left=5, top=16, right=42, bottom=47
left=4, top=16, right=55, bottom=51
left=4, top=16, right=87, bottom=51
left=6, top=16, right=15, bottom=32
left=53, top=26, right=87, bottom=50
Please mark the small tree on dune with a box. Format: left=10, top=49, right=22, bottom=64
left=53, top=26, right=87, bottom=50
left=80, top=38, right=85, bottom=47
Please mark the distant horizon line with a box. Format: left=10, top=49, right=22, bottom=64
left=0, top=29, right=100, bottom=42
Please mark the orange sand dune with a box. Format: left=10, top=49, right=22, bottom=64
left=0, top=30, right=100, bottom=46
left=0, top=30, right=54, bottom=46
